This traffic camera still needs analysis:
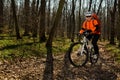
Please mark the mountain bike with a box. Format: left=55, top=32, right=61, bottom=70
left=68, top=31, right=99, bottom=67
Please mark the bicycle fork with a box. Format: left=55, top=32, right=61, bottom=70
left=77, top=44, right=86, bottom=56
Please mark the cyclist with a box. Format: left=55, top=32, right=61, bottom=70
left=79, top=11, right=101, bottom=58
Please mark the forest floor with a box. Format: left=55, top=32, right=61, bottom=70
left=0, top=42, right=120, bottom=80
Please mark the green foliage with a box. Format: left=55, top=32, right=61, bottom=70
left=0, top=39, right=46, bottom=60
left=52, top=38, right=72, bottom=55
left=0, top=37, right=72, bottom=60
left=106, top=44, right=120, bottom=62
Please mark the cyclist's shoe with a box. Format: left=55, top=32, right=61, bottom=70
left=93, top=54, right=98, bottom=59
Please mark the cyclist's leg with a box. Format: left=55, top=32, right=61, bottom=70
left=86, top=34, right=92, bottom=40
left=92, top=34, right=100, bottom=54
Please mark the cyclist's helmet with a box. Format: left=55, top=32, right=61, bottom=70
left=85, top=11, right=92, bottom=17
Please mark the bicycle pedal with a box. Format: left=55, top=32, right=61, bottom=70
left=92, top=54, right=98, bottom=59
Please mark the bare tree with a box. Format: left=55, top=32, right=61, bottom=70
left=100, top=0, right=107, bottom=40
left=71, top=0, right=76, bottom=42
left=66, top=1, right=71, bottom=38
left=78, top=0, right=82, bottom=31
left=88, top=0, right=92, bottom=11
left=11, top=0, right=21, bottom=39
left=43, top=0, right=65, bottom=80
left=110, top=0, right=117, bottom=45
left=46, top=0, right=51, bottom=35
left=31, top=0, right=39, bottom=37
left=39, top=0, right=46, bottom=42
left=118, top=0, right=120, bottom=47
left=0, top=0, right=3, bottom=33
left=67, top=6, right=72, bottom=38
left=2, top=0, right=120, bottom=45
left=97, top=0, right=103, bottom=14
left=36, top=0, right=40, bottom=12
left=23, top=0, right=30, bottom=36
left=106, top=0, right=111, bottom=40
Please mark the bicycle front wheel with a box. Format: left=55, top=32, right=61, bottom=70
left=68, top=42, right=88, bottom=67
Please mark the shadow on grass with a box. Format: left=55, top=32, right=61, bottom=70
left=0, top=42, right=36, bottom=50
left=0, top=42, right=46, bottom=59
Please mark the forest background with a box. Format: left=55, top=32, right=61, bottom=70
left=0, top=0, right=120, bottom=80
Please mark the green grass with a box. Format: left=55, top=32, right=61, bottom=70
left=0, top=37, right=72, bottom=60
left=106, top=44, right=120, bottom=62
left=1, top=36, right=120, bottom=63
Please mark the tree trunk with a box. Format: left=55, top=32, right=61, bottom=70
left=0, top=0, right=3, bottom=33
left=78, top=0, right=81, bottom=33
left=106, top=0, right=110, bottom=40
left=11, top=0, right=21, bottom=39
left=97, top=0, right=103, bottom=15
left=36, top=0, right=39, bottom=12
left=39, top=0, right=46, bottom=42
left=23, top=0, right=30, bottom=36
left=67, top=11, right=71, bottom=38
left=46, top=0, right=51, bottom=35
left=43, top=0, right=65, bottom=80
left=31, top=0, right=38, bottom=37
left=71, top=0, right=76, bottom=42
left=109, top=0, right=117, bottom=45
left=65, top=1, right=70, bottom=38
left=88, top=0, right=92, bottom=11
left=118, top=0, right=120, bottom=47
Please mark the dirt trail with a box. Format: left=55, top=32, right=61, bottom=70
left=54, top=42, right=120, bottom=80
left=0, top=42, right=120, bottom=80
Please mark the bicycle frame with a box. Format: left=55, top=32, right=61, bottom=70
left=79, top=35, right=93, bottom=55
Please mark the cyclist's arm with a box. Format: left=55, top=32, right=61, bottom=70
left=79, top=21, right=86, bottom=34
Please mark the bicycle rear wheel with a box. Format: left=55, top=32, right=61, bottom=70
left=68, top=42, right=88, bottom=67
left=90, top=47, right=99, bottom=64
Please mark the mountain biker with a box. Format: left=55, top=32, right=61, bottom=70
left=79, top=11, right=101, bottom=58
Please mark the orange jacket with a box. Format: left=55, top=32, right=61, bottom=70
left=80, top=19, right=101, bottom=34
